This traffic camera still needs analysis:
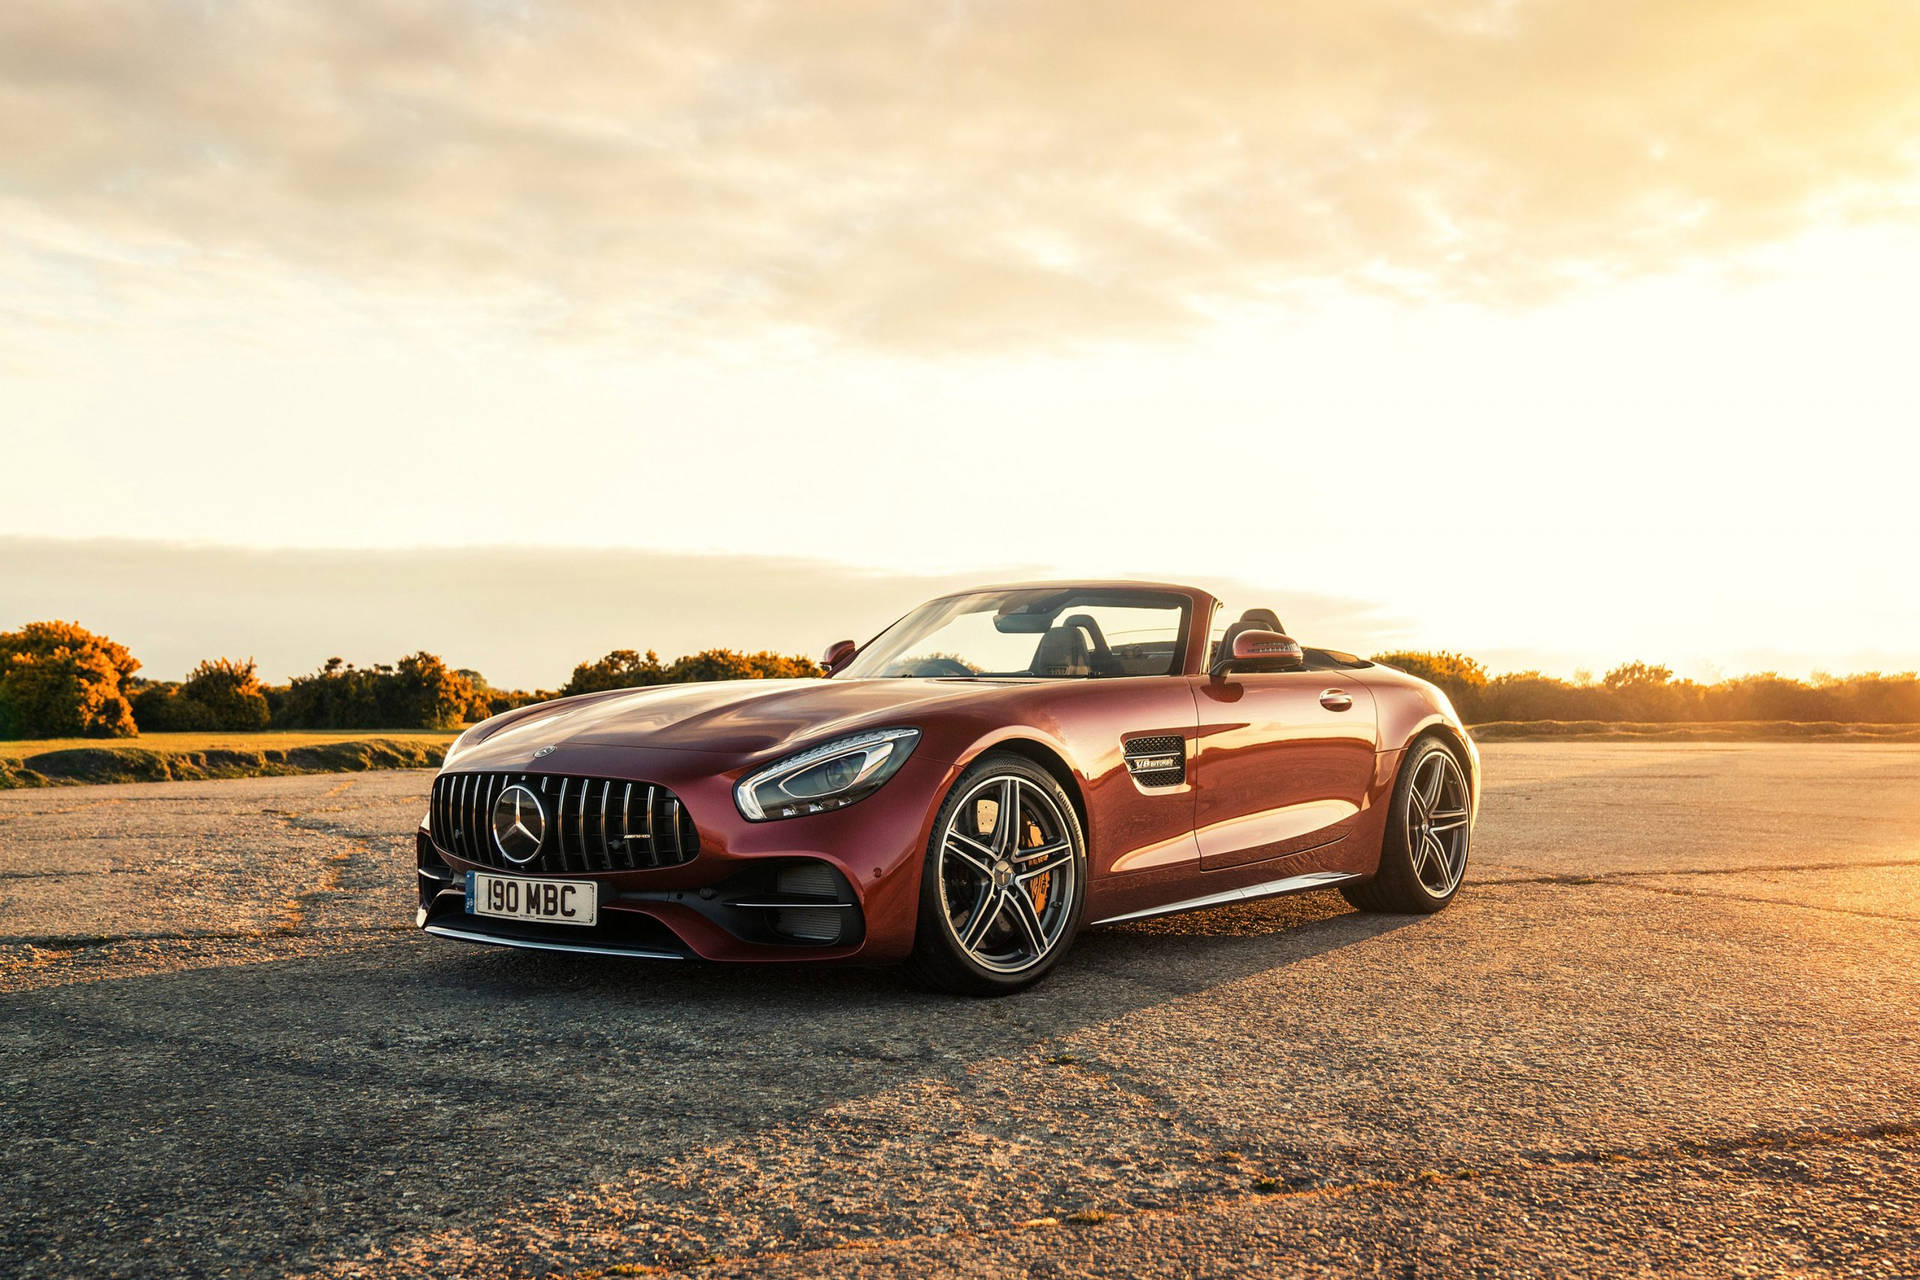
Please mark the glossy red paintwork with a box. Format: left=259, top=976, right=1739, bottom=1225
left=416, top=581, right=1479, bottom=964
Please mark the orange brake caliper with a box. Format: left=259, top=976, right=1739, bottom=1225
left=1024, top=818, right=1050, bottom=913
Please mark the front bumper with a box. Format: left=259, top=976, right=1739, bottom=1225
left=414, top=745, right=954, bottom=963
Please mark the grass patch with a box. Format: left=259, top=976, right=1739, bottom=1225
left=1469, top=720, right=1920, bottom=742
left=0, top=729, right=458, bottom=789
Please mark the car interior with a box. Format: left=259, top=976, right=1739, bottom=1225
left=870, top=592, right=1371, bottom=680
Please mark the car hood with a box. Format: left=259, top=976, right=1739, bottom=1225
left=450, top=677, right=1007, bottom=770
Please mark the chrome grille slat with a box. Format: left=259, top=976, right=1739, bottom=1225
left=643, top=785, right=657, bottom=868
left=597, top=780, right=613, bottom=872
left=485, top=774, right=503, bottom=861
left=451, top=774, right=465, bottom=858
left=460, top=774, right=474, bottom=860
left=619, top=782, right=633, bottom=866
left=570, top=777, right=584, bottom=871
left=472, top=774, right=486, bottom=860
left=431, top=771, right=699, bottom=874
left=663, top=795, right=682, bottom=862
left=475, top=773, right=490, bottom=861
left=458, top=774, right=474, bottom=857
left=451, top=775, right=462, bottom=851
left=468, top=774, right=485, bottom=861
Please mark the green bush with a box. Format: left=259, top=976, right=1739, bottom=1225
left=1373, top=651, right=1920, bottom=724
left=128, top=682, right=186, bottom=731
left=561, top=647, right=821, bottom=697
left=130, top=658, right=272, bottom=731
left=563, top=648, right=667, bottom=696
left=272, top=652, right=478, bottom=730
left=0, top=621, right=139, bottom=739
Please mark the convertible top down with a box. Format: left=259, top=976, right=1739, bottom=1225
left=417, top=582, right=1479, bottom=993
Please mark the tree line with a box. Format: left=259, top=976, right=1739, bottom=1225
left=3, top=620, right=1917, bottom=740
left=1372, top=651, right=1920, bottom=725
left=0, top=621, right=820, bottom=739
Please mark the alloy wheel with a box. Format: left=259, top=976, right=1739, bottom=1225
left=935, top=774, right=1078, bottom=974
left=1408, top=749, right=1471, bottom=896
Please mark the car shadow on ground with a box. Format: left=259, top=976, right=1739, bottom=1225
left=4, top=890, right=1413, bottom=1274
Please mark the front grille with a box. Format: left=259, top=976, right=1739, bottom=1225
left=430, top=772, right=699, bottom=873
left=1123, top=734, right=1186, bottom=787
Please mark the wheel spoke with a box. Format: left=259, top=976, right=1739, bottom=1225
left=1429, top=815, right=1469, bottom=833
left=1015, top=846, right=1073, bottom=882
left=1006, top=885, right=1047, bottom=955
left=961, top=888, right=1004, bottom=950
left=993, top=778, right=1019, bottom=856
left=945, top=834, right=997, bottom=877
left=1421, top=761, right=1447, bottom=809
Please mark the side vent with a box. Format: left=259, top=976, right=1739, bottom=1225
left=1123, top=735, right=1186, bottom=787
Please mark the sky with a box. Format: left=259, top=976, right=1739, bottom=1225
left=4, top=1, right=1919, bottom=686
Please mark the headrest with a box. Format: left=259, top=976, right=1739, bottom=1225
left=1031, top=626, right=1092, bottom=677
left=1239, top=608, right=1285, bottom=634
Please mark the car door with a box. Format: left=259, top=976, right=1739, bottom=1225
left=1189, top=668, right=1378, bottom=870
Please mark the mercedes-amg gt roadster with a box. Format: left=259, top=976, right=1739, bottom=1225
left=417, top=583, right=1479, bottom=994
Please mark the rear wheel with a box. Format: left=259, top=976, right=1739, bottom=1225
left=1342, top=736, right=1471, bottom=914
left=909, top=753, right=1087, bottom=996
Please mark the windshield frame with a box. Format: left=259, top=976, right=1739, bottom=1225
left=835, top=587, right=1196, bottom=681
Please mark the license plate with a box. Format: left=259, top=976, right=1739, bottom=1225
left=467, top=872, right=598, bottom=927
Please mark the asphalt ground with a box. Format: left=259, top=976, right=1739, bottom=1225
left=3, top=743, right=1918, bottom=1278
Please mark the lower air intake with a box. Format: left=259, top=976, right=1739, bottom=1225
left=773, top=906, right=844, bottom=943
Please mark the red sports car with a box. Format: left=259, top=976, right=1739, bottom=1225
left=416, top=582, right=1478, bottom=994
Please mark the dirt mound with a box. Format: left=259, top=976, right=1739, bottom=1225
left=0, top=739, right=446, bottom=788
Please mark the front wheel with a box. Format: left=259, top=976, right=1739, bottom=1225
left=1341, top=736, right=1472, bottom=914
left=908, top=753, right=1087, bottom=996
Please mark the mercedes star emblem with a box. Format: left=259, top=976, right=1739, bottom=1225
left=491, top=784, right=547, bottom=864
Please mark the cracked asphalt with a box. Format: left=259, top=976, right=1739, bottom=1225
left=3, top=742, right=1918, bottom=1278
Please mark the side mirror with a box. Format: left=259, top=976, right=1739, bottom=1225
left=1212, top=629, right=1306, bottom=677
left=821, top=639, right=858, bottom=675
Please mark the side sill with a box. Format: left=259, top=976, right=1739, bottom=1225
left=1090, top=870, right=1360, bottom=926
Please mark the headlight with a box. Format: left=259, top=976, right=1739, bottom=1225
left=735, top=727, right=921, bottom=821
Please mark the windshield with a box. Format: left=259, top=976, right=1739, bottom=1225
left=838, top=588, right=1191, bottom=680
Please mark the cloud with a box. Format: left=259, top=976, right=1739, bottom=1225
left=3, top=0, right=1917, bottom=349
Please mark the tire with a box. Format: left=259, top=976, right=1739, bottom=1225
left=1341, top=735, right=1472, bottom=914
left=908, top=752, right=1088, bottom=996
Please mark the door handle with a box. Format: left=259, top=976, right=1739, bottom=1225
left=1319, top=689, right=1353, bottom=712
